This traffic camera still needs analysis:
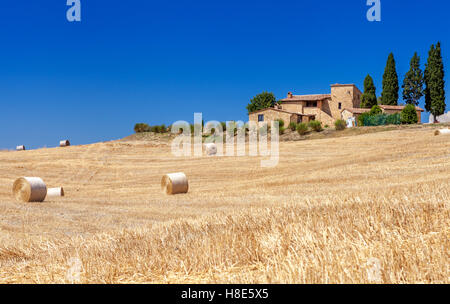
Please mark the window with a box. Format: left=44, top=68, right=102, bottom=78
left=338, top=102, right=342, bottom=110
left=306, top=101, right=317, bottom=107
left=258, top=114, right=264, bottom=122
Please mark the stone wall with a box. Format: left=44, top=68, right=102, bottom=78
left=248, top=109, right=294, bottom=125
left=281, top=102, right=304, bottom=113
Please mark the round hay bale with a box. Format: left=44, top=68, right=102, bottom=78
left=161, top=172, right=189, bottom=195
left=59, top=140, right=70, bottom=147
left=12, top=177, right=47, bottom=202
left=16, top=145, right=26, bottom=151
left=204, top=143, right=217, bottom=156
left=47, top=187, right=65, bottom=197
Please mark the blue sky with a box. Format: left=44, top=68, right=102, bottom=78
left=0, top=0, right=449, bottom=149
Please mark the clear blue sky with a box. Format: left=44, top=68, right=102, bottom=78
left=0, top=0, right=449, bottom=149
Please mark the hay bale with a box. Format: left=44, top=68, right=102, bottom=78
left=204, top=143, right=217, bottom=156
left=60, top=140, right=70, bottom=147
left=16, top=145, right=25, bottom=151
left=161, top=172, right=189, bottom=195
left=12, top=177, right=47, bottom=202
left=47, top=187, right=65, bottom=197
left=435, top=129, right=450, bottom=136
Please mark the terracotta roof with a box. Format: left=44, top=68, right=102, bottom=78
left=379, top=105, right=424, bottom=112
left=342, top=108, right=370, bottom=114
left=249, top=107, right=315, bottom=116
left=279, top=94, right=331, bottom=102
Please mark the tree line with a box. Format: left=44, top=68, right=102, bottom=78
left=361, top=42, right=446, bottom=122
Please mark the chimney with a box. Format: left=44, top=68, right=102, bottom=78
left=287, top=92, right=293, bottom=99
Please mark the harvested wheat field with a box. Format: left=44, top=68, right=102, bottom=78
left=0, top=126, right=449, bottom=283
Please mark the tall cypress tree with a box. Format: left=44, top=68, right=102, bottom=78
left=402, top=52, right=424, bottom=106
left=425, top=42, right=446, bottom=122
left=424, top=44, right=435, bottom=113
left=360, top=74, right=377, bottom=108
left=424, top=44, right=436, bottom=114
left=381, top=53, right=399, bottom=105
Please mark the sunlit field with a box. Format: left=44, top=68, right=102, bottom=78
left=0, top=126, right=449, bottom=283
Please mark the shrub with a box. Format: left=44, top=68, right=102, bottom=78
left=288, top=122, right=297, bottom=131
left=357, top=112, right=371, bottom=126
left=160, top=124, right=167, bottom=133
left=279, top=127, right=286, bottom=135
left=134, top=123, right=151, bottom=133
left=296, top=123, right=308, bottom=135
left=324, top=124, right=329, bottom=129
left=150, top=125, right=160, bottom=133
left=309, top=120, right=323, bottom=132
left=401, top=104, right=418, bottom=124
left=369, top=105, right=382, bottom=115
left=362, top=113, right=401, bottom=126
left=386, top=113, right=401, bottom=125
left=334, top=119, right=346, bottom=131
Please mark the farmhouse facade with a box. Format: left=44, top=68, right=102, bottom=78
left=249, top=83, right=424, bottom=126
left=249, top=84, right=362, bottom=126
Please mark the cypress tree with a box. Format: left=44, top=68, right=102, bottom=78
left=425, top=42, right=446, bottom=122
left=360, top=74, right=377, bottom=108
left=402, top=52, right=424, bottom=106
left=424, top=45, right=434, bottom=113
left=381, top=53, right=399, bottom=105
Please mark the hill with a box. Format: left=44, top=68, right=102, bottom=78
left=0, top=126, right=448, bottom=283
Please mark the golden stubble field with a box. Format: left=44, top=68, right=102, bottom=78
left=0, top=126, right=449, bottom=283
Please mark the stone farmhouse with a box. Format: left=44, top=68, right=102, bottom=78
left=248, top=83, right=424, bottom=126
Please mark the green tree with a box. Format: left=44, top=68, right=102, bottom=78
left=369, top=105, right=382, bottom=115
left=402, top=52, right=424, bottom=106
left=134, top=123, right=150, bottom=133
left=424, top=45, right=435, bottom=113
left=425, top=42, right=446, bottom=122
left=381, top=53, right=399, bottom=105
left=246, top=91, right=277, bottom=114
left=400, top=104, right=418, bottom=124
left=360, top=74, right=377, bottom=108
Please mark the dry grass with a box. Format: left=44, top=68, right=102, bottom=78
left=0, top=126, right=449, bottom=283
